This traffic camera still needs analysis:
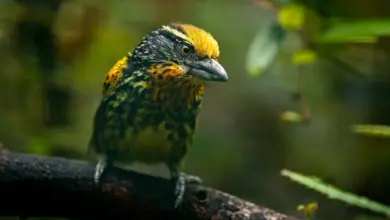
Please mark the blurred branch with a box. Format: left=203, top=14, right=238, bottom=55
left=12, top=0, right=70, bottom=127
left=0, top=151, right=299, bottom=220
left=315, top=48, right=368, bottom=79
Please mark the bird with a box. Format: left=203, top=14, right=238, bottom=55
left=88, top=23, right=228, bottom=208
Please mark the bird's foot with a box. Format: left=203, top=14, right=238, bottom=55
left=173, top=173, right=186, bottom=208
left=94, top=159, right=107, bottom=185
left=181, top=172, right=202, bottom=185
left=94, top=160, right=123, bottom=194
left=172, top=173, right=202, bottom=208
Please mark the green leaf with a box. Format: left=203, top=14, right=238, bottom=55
left=281, top=169, right=390, bottom=217
left=351, top=124, right=390, bottom=138
left=291, top=49, right=318, bottom=64
left=315, top=35, right=378, bottom=44
left=297, top=202, right=318, bottom=219
left=246, top=21, right=287, bottom=76
left=315, top=19, right=390, bottom=43
left=278, top=3, right=306, bottom=30
left=280, top=111, right=302, bottom=123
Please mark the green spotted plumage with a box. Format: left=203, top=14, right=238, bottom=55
left=89, top=23, right=228, bottom=208
left=89, top=60, right=202, bottom=166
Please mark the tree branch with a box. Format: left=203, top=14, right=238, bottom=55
left=0, top=150, right=300, bottom=220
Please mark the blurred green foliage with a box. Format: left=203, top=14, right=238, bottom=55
left=246, top=1, right=390, bottom=219
left=282, top=169, right=390, bottom=217
left=316, top=19, right=390, bottom=43
left=246, top=22, right=286, bottom=76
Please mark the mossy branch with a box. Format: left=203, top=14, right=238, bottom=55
left=0, top=150, right=299, bottom=220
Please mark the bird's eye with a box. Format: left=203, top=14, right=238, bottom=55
left=179, top=44, right=192, bottom=56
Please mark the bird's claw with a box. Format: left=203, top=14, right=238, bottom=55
left=181, top=173, right=202, bottom=185
left=172, top=173, right=202, bottom=208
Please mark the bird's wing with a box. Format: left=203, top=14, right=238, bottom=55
left=102, top=56, right=133, bottom=95
left=88, top=59, right=136, bottom=156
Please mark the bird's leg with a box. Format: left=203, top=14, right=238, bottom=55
left=94, top=155, right=115, bottom=187
left=167, top=162, right=186, bottom=208
left=94, top=157, right=107, bottom=185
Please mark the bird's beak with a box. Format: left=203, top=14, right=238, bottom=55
left=188, top=58, right=228, bottom=82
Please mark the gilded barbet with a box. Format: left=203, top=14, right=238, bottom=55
left=89, top=23, right=228, bottom=208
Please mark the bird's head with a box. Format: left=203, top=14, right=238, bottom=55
left=130, top=23, right=228, bottom=85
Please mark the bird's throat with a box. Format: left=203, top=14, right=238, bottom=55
left=152, top=82, right=204, bottom=107
left=144, top=63, right=205, bottom=107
